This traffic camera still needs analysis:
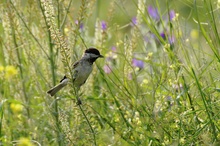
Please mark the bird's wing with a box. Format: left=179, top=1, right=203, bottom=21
left=72, top=61, right=79, bottom=69
left=72, top=61, right=79, bottom=80
left=59, top=61, right=79, bottom=83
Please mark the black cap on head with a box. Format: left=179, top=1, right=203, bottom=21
left=85, top=48, right=103, bottom=57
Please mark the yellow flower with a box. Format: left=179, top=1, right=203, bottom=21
left=5, top=65, right=18, bottom=78
left=190, top=29, right=199, bottom=40
left=18, top=137, right=33, bottom=146
left=64, top=28, right=69, bottom=33
left=180, top=137, right=185, bottom=144
left=175, top=13, right=179, bottom=20
left=145, top=52, right=153, bottom=61
left=163, top=44, right=170, bottom=52
left=0, top=66, right=4, bottom=72
left=143, top=79, right=148, bottom=84
left=148, top=52, right=153, bottom=57
left=217, top=133, right=220, bottom=140
left=10, top=103, right=23, bottom=114
left=217, top=119, right=220, bottom=125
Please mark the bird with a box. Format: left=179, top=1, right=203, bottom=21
left=47, top=48, right=103, bottom=96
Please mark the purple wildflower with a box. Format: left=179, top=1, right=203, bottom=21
left=160, top=32, right=175, bottom=45
left=80, top=23, right=84, bottom=30
left=131, top=17, right=137, bottom=26
left=168, top=36, right=175, bottom=45
left=103, top=65, right=112, bottom=74
left=166, top=96, right=172, bottom=101
left=147, top=6, right=160, bottom=20
left=166, top=96, right=173, bottom=111
left=160, top=32, right=166, bottom=39
left=106, top=56, right=113, bottom=62
left=169, top=10, right=175, bottom=21
left=132, top=58, right=144, bottom=69
left=111, top=46, right=116, bottom=51
left=101, top=21, right=107, bottom=30
left=144, top=36, right=150, bottom=42
left=75, top=20, right=84, bottom=30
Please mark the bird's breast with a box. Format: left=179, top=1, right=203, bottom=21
left=73, top=62, right=93, bottom=87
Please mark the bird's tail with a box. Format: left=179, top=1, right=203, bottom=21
left=47, top=78, right=69, bottom=96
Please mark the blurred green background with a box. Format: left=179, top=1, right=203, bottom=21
left=0, top=0, right=220, bottom=145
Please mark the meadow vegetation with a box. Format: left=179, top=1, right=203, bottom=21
left=0, top=0, right=220, bottom=145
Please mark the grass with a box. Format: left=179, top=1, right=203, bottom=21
left=0, top=0, right=220, bottom=145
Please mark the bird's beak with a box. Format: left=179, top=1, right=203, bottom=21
left=99, top=55, right=104, bottom=58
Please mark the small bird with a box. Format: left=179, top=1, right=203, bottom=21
left=47, top=48, right=103, bottom=96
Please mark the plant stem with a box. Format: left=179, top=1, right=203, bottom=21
left=38, top=1, right=62, bottom=145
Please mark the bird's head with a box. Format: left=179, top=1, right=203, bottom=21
left=83, top=48, right=104, bottom=63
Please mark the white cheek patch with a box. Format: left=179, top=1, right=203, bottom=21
left=90, top=54, right=99, bottom=58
